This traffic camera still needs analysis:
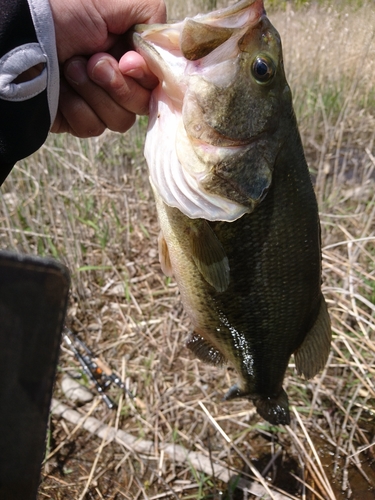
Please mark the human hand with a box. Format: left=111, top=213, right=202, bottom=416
left=51, top=51, right=159, bottom=136
left=49, top=0, right=166, bottom=137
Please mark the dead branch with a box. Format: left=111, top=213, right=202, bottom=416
left=50, top=398, right=291, bottom=499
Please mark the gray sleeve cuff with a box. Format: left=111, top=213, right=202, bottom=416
left=0, top=0, right=59, bottom=126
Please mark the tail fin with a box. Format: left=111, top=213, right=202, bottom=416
left=224, top=384, right=290, bottom=425
left=254, top=389, right=290, bottom=425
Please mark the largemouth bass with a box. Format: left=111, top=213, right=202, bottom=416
left=133, top=0, right=331, bottom=425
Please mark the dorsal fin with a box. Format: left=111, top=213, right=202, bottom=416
left=189, top=219, right=230, bottom=292
left=294, top=297, right=331, bottom=379
left=181, top=19, right=234, bottom=60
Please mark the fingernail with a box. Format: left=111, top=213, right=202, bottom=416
left=65, top=60, right=87, bottom=85
left=122, top=67, right=144, bottom=79
left=91, top=60, right=115, bottom=84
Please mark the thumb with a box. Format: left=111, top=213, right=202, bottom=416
left=96, top=0, right=167, bottom=35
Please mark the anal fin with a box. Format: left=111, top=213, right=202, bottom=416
left=294, top=296, right=331, bottom=380
left=187, top=332, right=226, bottom=366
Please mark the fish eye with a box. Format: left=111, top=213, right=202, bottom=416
left=252, top=56, right=275, bottom=84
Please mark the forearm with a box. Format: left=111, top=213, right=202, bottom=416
left=0, top=0, right=59, bottom=184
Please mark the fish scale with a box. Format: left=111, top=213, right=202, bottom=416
left=210, top=140, right=322, bottom=396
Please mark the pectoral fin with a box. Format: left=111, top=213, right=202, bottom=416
left=189, top=220, right=230, bottom=292
left=187, top=332, right=226, bottom=365
left=294, top=297, right=331, bottom=379
left=158, top=231, right=173, bottom=277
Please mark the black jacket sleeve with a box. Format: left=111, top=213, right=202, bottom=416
left=0, top=0, right=59, bottom=185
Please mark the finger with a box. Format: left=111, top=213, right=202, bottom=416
left=51, top=78, right=106, bottom=137
left=64, top=56, right=139, bottom=132
left=87, top=53, right=153, bottom=115
left=118, top=51, right=159, bottom=90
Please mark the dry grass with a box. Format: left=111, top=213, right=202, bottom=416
left=1, top=1, right=375, bottom=499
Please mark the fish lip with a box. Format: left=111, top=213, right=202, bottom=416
left=131, top=31, right=153, bottom=54
left=186, top=0, right=265, bottom=28
left=131, top=30, right=141, bottom=48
